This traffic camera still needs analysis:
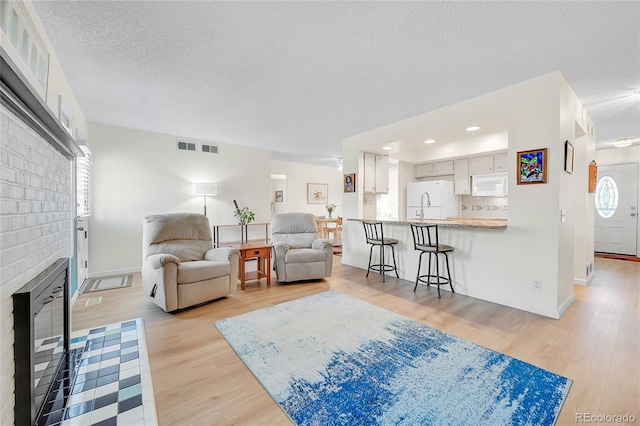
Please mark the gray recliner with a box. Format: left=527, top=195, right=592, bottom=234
left=271, top=213, right=333, bottom=282
left=142, top=213, right=239, bottom=312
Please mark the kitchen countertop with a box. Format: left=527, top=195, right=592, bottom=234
left=348, top=217, right=507, bottom=229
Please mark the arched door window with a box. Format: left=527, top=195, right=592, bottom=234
left=595, top=176, right=619, bottom=219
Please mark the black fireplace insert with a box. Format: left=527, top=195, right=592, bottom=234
left=13, top=258, right=70, bottom=426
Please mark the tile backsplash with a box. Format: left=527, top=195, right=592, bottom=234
left=460, top=195, right=508, bottom=218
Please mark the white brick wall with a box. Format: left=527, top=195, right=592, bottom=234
left=0, top=106, right=72, bottom=425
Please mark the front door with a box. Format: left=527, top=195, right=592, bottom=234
left=594, top=163, right=638, bottom=255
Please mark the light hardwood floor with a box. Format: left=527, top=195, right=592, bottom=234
left=72, top=257, right=639, bottom=425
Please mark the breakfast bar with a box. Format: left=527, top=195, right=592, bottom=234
left=341, top=217, right=517, bottom=308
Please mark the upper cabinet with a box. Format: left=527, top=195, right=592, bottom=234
left=375, top=154, right=389, bottom=194
left=415, top=160, right=454, bottom=178
left=468, top=153, right=508, bottom=175
left=363, top=152, right=389, bottom=194
left=469, top=155, right=494, bottom=175
left=433, top=160, right=454, bottom=175
left=454, top=159, right=470, bottom=195
left=493, top=153, right=508, bottom=172
left=415, top=163, right=433, bottom=177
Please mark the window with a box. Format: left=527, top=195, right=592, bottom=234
left=77, top=146, right=91, bottom=217
left=595, top=176, right=619, bottom=219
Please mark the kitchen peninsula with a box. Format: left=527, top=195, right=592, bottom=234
left=342, top=217, right=508, bottom=288
left=341, top=216, right=553, bottom=314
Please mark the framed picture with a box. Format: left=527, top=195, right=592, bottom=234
left=564, top=140, right=574, bottom=174
left=58, top=95, right=73, bottom=136
left=517, top=148, right=548, bottom=185
left=307, top=183, right=328, bottom=204
left=274, top=190, right=283, bottom=203
left=344, top=173, right=356, bottom=193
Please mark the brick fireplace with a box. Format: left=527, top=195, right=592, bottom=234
left=1, top=53, right=80, bottom=425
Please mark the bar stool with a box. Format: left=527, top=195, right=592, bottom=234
left=362, top=221, right=399, bottom=282
left=410, top=224, right=454, bottom=298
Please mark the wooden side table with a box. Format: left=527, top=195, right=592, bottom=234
left=238, top=243, right=272, bottom=290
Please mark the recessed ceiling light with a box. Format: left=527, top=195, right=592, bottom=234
left=466, top=126, right=480, bottom=132
left=382, top=146, right=393, bottom=150
left=424, top=139, right=436, bottom=144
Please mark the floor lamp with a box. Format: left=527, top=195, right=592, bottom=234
left=193, top=183, right=218, bottom=216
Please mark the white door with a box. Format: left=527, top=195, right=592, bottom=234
left=271, top=175, right=287, bottom=215
left=594, top=163, right=638, bottom=255
left=77, top=218, right=89, bottom=288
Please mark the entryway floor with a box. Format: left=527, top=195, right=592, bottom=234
left=37, top=319, right=157, bottom=426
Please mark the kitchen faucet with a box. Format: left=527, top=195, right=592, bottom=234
left=419, top=191, right=431, bottom=219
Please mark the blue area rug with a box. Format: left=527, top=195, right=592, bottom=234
left=215, top=290, right=571, bottom=425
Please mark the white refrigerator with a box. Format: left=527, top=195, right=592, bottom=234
left=406, top=180, right=459, bottom=219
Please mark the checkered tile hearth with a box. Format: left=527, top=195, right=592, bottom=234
left=37, top=319, right=157, bottom=426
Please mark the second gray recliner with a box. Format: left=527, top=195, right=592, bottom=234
left=270, top=213, right=333, bottom=282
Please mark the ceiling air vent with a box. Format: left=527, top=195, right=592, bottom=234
left=177, top=141, right=196, bottom=151
left=202, top=144, right=219, bottom=154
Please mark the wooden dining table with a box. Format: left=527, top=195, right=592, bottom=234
left=316, top=218, right=339, bottom=240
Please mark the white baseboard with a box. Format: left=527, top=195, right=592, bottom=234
left=341, top=259, right=574, bottom=319
left=557, top=293, right=576, bottom=318
left=462, top=288, right=572, bottom=319
left=574, top=270, right=597, bottom=286
left=88, top=267, right=140, bottom=279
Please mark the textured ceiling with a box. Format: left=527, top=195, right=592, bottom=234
left=33, top=1, right=640, bottom=165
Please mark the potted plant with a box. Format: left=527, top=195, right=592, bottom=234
left=326, top=203, right=337, bottom=219
left=234, top=206, right=255, bottom=225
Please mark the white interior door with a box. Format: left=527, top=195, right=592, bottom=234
left=76, top=217, right=89, bottom=287
left=594, top=163, right=638, bottom=255
left=271, top=174, right=287, bottom=215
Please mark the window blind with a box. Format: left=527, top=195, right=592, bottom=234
left=77, top=146, right=91, bottom=217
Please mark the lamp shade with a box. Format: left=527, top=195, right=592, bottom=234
left=193, top=182, right=218, bottom=195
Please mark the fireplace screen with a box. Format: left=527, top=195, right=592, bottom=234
left=13, top=258, right=69, bottom=426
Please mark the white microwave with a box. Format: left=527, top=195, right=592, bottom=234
left=472, top=172, right=508, bottom=197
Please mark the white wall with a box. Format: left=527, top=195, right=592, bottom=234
left=88, top=123, right=272, bottom=275
left=271, top=160, right=344, bottom=218
left=342, top=72, right=593, bottom=318
left=595, top=146, right=640, bottom=257
left=573, top=132, right=595, bottom=285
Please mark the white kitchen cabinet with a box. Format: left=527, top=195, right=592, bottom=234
left=469, top=155, right=494, bottom=175
left=433, top=160, right=454, bottom=175
left=375, top=154, right=389, bottom=194
left=363, top=152, right=376, bottom=193
left=493, top=153, right=508, bottom=172
left=415, top=163, right=434, bottom=178
left=469, top=153, right=509, bottom=175
left=415, top=161, right=454, bottom=178
left=363, top=152, right=389, bottom=193
left=454, top=159, right=470, bottom=195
